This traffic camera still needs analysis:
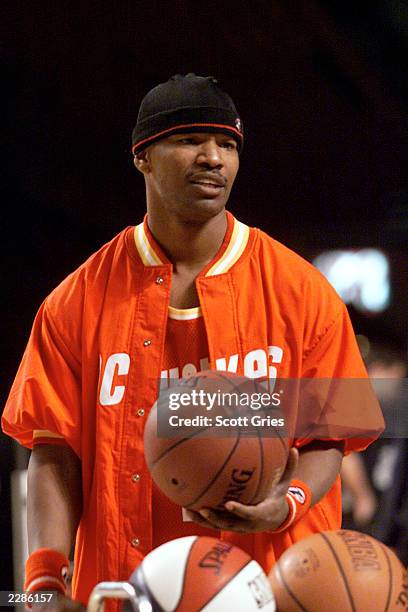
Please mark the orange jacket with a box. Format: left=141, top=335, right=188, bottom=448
left=2, top=212, right=383, bottom=605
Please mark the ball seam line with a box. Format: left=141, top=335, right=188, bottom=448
left=379, top=542, right=393, bottom=612
left=319, top=532, right=356, bottom=612
left=275, top=560, right=308, bottom=612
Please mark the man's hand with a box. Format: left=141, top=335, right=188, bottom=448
left=31, top=593, right=85, bottom=611
left=186, top=448, right=299, bottom=533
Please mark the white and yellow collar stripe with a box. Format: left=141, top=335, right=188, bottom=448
left=205, top=218, right=249, bottom=276
left=134, top=216, right=249, bottom=276
left=168, top=306, right=202, bottom=320
left=134, top=222, right=163, bottom=266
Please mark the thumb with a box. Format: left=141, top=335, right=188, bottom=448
left=280, top=447, right=299, bottom=487
left=268, top=447, right=299, bottom=500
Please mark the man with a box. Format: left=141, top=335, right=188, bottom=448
left=2, top=74, right=384, bottom=609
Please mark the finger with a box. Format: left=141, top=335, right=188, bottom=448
left=190, top=509, right=220, bottom=531
left=224, top=500, right=260, bottom=519
left=182, top=509, right=196, bottom=521
left=281, top=447, right=299, bottom=484
left=199, top=508, right=251, bottom=532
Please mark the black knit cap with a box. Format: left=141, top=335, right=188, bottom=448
left=131, top=73, right=243, bottom=154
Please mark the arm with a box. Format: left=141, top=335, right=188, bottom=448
left=188, top=442, right=343, bottom=533
left=28, top=444, right=82, bottom=555
left=293, top=440, right=344, bottom=505
left=28, top=444, right=84, bottom=610
left=341, top=451, right=377, bottom=525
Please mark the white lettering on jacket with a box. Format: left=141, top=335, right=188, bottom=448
left=99, top=353, right=130, bottom=406
left=99, top=347, right=283, bottom=404
left=215, top=354, right=239, bottom=372
left=268, top=345, right=283, bottom=378
left=161, top=346, right=283, bottom=389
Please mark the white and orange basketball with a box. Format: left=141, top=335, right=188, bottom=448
left=128, top=536, right=276, bottom=611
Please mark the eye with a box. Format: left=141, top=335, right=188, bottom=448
left=178, top=137, right=197, bottom=145
left=221, top=141, right=237, bottom=151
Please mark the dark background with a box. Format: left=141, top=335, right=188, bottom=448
left=1, top=0, right=407, bottom=588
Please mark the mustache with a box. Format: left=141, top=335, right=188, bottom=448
left=187, top=171, right=227, bottom=187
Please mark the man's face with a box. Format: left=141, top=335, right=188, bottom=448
left=137, top=132, right=240, bottom=223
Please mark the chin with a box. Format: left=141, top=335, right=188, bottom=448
left=176, top=199, right=228, bottom=224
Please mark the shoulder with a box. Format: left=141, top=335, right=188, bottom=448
left=45, top=227, right=134, bottom=318
left=250, top=226, right=342, bottom=310
left=253, top=227, right=322, bottom=275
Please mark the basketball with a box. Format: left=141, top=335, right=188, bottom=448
left=126, top=536, right=276, bottom=611
left=268, top=529, right=408, bottom=611
left=144, top=370, right=289, bottom=511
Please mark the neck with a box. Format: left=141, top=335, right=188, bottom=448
left=146, top=206, right=228, bottom=269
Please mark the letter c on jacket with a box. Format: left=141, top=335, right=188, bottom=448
left=99, top=353, right=130, bottom=406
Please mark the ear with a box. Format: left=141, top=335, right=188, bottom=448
left=133, top=150, right=151, bottom=175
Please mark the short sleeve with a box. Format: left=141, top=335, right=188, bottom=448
left=2, top=299, right=82, bottom=457
left=294, top=304, right=385, bottom=453
left=302, top=304, right=367, bottom=379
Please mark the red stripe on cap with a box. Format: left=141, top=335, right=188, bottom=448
left=132, top=122, right=243, bottom=153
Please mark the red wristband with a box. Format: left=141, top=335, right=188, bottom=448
left=24, top=548, right=69, bottom=595
left=272, top=479, right=312, bottom=533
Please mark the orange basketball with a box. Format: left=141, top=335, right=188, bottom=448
left=144, top=371, right=289, bottom=511
left=269, top=529, right=408, bottom=611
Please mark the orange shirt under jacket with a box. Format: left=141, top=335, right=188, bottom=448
left=2, top=212, right=384, bottom=606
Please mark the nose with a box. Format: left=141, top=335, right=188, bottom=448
left=196, top=138, right=223, bottom=168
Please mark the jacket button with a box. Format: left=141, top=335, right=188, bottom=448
left=137, top=409, right=145, bottom=417
left=155, top=276, right=164, bottom=285
left=143, top=339, right=151, bottom=347
left=131, top=473, right=141, bottom=482
left=131, top=538, right=140, bottom=547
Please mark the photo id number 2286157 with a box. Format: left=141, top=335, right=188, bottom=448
left=1, top=591, right=55, bottom=606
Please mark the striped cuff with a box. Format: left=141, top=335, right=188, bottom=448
left=271, top=479, right=312, bottom=533
left=25, top=548, right=69, bottom=596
